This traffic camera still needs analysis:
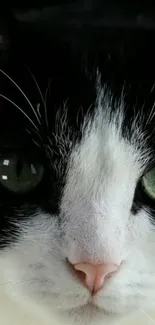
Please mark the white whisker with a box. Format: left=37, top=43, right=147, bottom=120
left=37, top=103, right=41, bottom=119
left=32, top=139, right=40, bottom=147
left=142, top=310, right=155, bottom=324
left=146, top=101, right=155, bottom=124
left=26, top=66, right=49, bottom=128
left=0, top=94, right=38, bottom=131
left=44, top=79, right=52, bottom=127
left=0, top=69, right=41, bottom=125
left=26, top=128, right=42, bottom=143
left=0, top=279, right=34, bottom=289
left=150, top=83, right=155, bottom=94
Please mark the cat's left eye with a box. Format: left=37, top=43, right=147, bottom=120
left=0, top=156, right=44, bottom=194
left=141, top=167, right=155, bottom=200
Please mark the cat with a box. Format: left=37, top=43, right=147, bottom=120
left=0, top=1, right=155, bottom=325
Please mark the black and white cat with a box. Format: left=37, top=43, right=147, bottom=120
left=0, top=1, right=155, bottom=325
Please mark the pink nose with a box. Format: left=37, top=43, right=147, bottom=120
left=72, top=262, right=119, bottom=294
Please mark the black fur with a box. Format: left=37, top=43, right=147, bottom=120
left=0, top=1, right=155, bottom=247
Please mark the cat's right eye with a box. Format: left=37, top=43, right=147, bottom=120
left=0, top=155, right=44, bottom=194
left=141, top=167, right=155, bottom=200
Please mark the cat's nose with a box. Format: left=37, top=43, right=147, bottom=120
left=71, top=262, right=119, bottom=294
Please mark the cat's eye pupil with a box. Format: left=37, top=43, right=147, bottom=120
left=16, top=159, right=23, bottom=178
left=0, top=156, right=44, bottom=194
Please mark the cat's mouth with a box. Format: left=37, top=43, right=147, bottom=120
left=70, top=299, right=112, bottom=315
left=68, top=294, right=128, bottom=318
left=71, top=301, right=119, bottom=318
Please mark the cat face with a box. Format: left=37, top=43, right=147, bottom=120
left=0, top=4, right=155, bottom=325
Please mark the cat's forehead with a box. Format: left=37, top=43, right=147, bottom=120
left=64, top=94, right=146, bottom=192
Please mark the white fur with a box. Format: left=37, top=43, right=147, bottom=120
left=0, top=88, right=155, bottom=325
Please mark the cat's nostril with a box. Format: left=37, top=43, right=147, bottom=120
left=68, top=261, right=119, bottom=294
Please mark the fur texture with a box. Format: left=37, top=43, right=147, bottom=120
left=0, top=2, right=155, bottom=325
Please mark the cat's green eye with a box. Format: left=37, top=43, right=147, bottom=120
left=141, top=168, right=155, bottom=199
left=0, top=156, right=44, bottom=194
